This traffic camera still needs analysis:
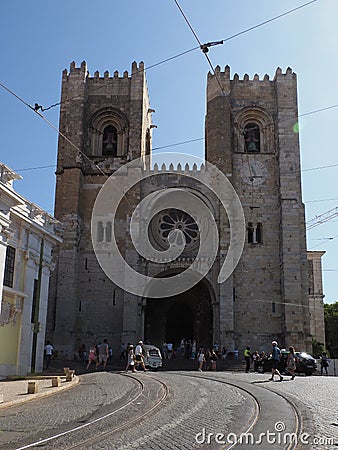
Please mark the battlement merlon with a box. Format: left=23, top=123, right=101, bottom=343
left=207, top=65, right=297, bottom=103
left=61, top=60, right=148, bottom=110
left=62, top=60, right=145, bottom=81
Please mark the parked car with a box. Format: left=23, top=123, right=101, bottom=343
left=142, top=344, right=162, bottom=371
left=258, top=350, right=317, bottom=375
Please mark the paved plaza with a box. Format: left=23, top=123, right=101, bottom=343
left=0, top=364, right=337, bottom=449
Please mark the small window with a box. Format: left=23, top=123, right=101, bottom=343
left=244, top=123, right=260, bottom=153
left=106, top=222, right=112, bottom=243
left=4, top=246, right=16, bottom=288
left=102, top=125, right=117, bottom=156
left=248, top=222, right=254, bottom=244
left=97, top=222, right=104, bottom=242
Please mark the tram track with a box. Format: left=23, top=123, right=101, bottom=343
left=178, top=372, right=302, bottom=450
left=12, top=371, right=303, bottom=450
left=15, top=373, right=168, bottom=450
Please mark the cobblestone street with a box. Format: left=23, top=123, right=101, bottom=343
left=0, top=369, right=337, bottom=449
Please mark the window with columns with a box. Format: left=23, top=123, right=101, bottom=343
left=248, top=222, right=263, bottom=244
left=97, top=221, right=112, bottom=243
left=89, top=108, right=129, bottom=158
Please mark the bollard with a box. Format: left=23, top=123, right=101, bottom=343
left=52, top=377, right=61, bottom=387
left=64, top=367, right=75, bottom=382
left=27, top=381, right=38, bottom=394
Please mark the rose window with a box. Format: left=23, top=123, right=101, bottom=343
left=152, top=209, right=199, bottom=250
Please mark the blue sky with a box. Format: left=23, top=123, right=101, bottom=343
left=0, top=0, right=337, bottom=303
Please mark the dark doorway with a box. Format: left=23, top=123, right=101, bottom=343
left=167, top=303, right=193, bottom=344
left=144, top=279, right=213, bottom=349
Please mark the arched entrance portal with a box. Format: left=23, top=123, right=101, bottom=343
left=144, top=279, right=213, bottom=349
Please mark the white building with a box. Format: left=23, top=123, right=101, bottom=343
left=0, top=162, right=61, bottom=376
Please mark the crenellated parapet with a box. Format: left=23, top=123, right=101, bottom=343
left=62, top=60, right=145, bottom=82
left=62, top=60, right=88, bottom=80
left=143, top=162, right=205, bottom=174
left=57, top=60, right=150, bottom=170
left=208, top=65, right=295, bottom=84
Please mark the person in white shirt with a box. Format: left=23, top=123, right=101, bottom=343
left=44, top=341, right=54, bottom=370
left=167, top=342, right=173, bottom=359
left=135, top=341, right=147, bottom=371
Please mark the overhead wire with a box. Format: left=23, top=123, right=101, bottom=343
left=24, top=0, right=319, bottom=113
left=0, top=0, right=328, bottom=213
left=171, top=0, right=338, bottom=279
left=0, top=81, right=110, bottom=180
left=172, top=0, right=318, bottom=216
left=8, top=95, right=338, bottom=174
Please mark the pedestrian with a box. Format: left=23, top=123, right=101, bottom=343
left=210, top=349, right=218, bottom=371
left=252, top=351, right=259, bottom=373
left=135, top=340, right=147, bottom=371
left=120, top=342, right=127, bottom=359
left=125, top=344, right=136, bottom=373
left=97, top=338, right=109, bottom=370
left=162, top=342, right=168, bottom=359
left=86, top=344, right=98, bottom=370
left=78, top=343, right=87, bottom=364
left=320, top=351, right=329, bottom=376
left=191, top=340, right=197, bottom=359
left=286, top=346, right=296, bottom=380
left=167, top=342, right=173, bottom=359
left=185, top=340, right=192, bottom=359
left=244, top=346, right=251, bottom=373
left=269, top=341, right=283, bottom=381
left=198, top=349, right=205, bottom=372
left=205, top=349, right=211, bottom=370
left=44, top=341, right=54, bottom=370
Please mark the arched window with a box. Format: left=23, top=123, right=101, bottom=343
left=106, top=222, right=112, bottom=243
left=102, top=125, right=117, bottom=156
left=244, top=123, right=260, bottom=153
left=97, top=222, right=104, bottom=243
left=248, top=222, right=254, bottom=244
left=248, top=222, right=263, bottom=244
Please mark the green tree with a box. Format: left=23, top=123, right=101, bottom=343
left=324, top=302, right=338, bottom=358
left=312, top=337, right=324, bottom=358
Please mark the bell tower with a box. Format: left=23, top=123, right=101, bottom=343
left=205, top=65, right=311, bottom=351
left=47, top=61, right=153, bottom=357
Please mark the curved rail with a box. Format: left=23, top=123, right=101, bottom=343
left=15, top=373, right=168, bottom=450
left=178, top=372, right=301, bottom=450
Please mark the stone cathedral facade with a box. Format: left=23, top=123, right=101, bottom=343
left=47, top=60, right=319, bottom=358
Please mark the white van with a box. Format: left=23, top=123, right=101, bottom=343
left=142, top=344, right=162, bottom=370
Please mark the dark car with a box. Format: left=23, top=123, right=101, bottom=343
left=258, top=350, right=317, bottom=375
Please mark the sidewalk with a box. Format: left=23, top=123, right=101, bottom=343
left=0, top=366, right=79, bottom=409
